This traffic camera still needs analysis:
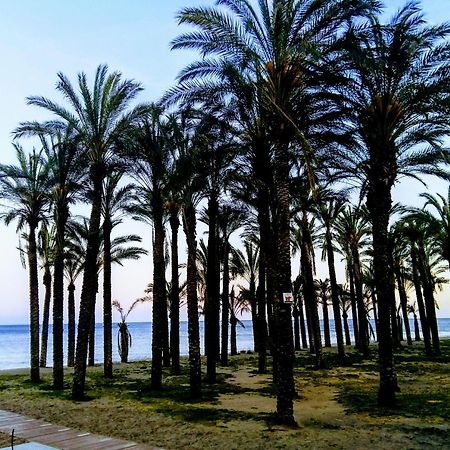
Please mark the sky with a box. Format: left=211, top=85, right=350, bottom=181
left=0, top=0, right=449, bottom=325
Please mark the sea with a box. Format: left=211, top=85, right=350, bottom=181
left=1, top=319, right=450, bottom=371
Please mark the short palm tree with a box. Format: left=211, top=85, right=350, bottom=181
left=0, top=145, right=51, bottom=382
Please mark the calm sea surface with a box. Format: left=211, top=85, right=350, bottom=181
left=0, top=319, right=449, bottom=370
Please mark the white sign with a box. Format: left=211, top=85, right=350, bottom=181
left=283, top=292, right=294, bottom=304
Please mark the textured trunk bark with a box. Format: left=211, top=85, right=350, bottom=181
left=88, top=305, right=96, bottom=366
left=367, top=182, right=398, bottom=406
left=220, top=238, right=230, bottom=366
left=301, top=211, right=323, bottom=367
left=413, top=313, right=421, bottom=341
left=205, top=194, right=219, bottom=383
left=322, top=295, right=331, bottom=348
left=183, top=202, right=202, bottom=398
left=293, top=306, right=301, bottom=351
left=151, top=198, right=166, bottom=389
left=249, top=274, right=258, bottom=355
left=169, top=208, right=180, bottom=375
left=28, top=224, right=40, bottom=383
left=273, top=144, right=295, bottom=426
left=353, top=251, right=369, bottom=356
left=67, top=282, right=76, bottom=367
left=256, top=188, right=270, bottom=374
left=53, top=201, right=68, bottom=388
left=326, top=234, right=345, bottom=359
left=417, top=244, right=440, bottom=355
left=371, top=290, right=379, bottom=341
left=103, top=218, right=113, bottom=379
left=395, top=265, right=412, bottom=346
left=343, top=311, right=351, bottom=346
left=72, top=171, right=103, bottom=400
left=349, top=269, right=359, bottom=347
left=298, top=296, right=308, bottom=349
left=40, top=269, right=51, bottom=368
left=230, top=315, right=237, bottom=356
left=411, top=248, right=432, bottom=355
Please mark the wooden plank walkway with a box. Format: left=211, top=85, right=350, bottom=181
left=0, top=410, right=159, bottom=449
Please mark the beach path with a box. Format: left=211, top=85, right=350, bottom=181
left=0, top=409, right=159, bottom=449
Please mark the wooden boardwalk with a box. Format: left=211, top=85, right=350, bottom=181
left=0, top=410, right=159, bottom=449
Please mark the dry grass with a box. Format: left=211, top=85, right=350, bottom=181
left=0, top=341, right=449, bottom=449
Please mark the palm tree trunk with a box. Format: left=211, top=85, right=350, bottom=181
left=256, top=188, right=269, bottom=374
left=103, top=218, right=113, bottom=378
left=322, top=296, right=331, bottom=348
left=348, top=269, right=359, bottom=347
left=72, top=173, right=103, bottom=400
left=205, top=193, right=219, bottom=383
left=151, top=198, right=166, bottom=389
left=411, top=248, right=432, bottom=355
left=40, top=269, right=51, bottom=368
left=273, top=144, right=295, bottom=426
left=417, top=244, right=440, bottom=355
left=88, top=305, right=96, bottom=366
left=413, top=313, right=421, bottom=341
left=301, top=211, right=323, bottom=367
left=395, top=266, right=412, bottom=346
left=326, top=233, right=345, bottom=359
left=298, top=296, right=308, bottom=349
left=293, top=305, right=301, bottom=351
left=182, top=202, right=202, bottom=398
left=353, top=252, right=369, bottom=356
left=67, top=282, right=76, bottom=367
left=53, top=202, right=69, bottom=388
left=169, top=208, right=180, bottom=375
left=230, top=315, right=237, bottom=355
left=367, top=183, right=398, bottom=406
left=343, top=311, right=351, bottom=346
left=221, top=238, right=230, bottom=366
left=28, top=224, right=40, bottom=383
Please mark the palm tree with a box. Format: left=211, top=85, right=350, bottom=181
left=15, top=64, right=146, bottom=399
left=169, top=109, right=205, bottom=398
left=229, top=288, right=251, bottom=356
left=101, top=171, right=135, bottom=378
left=335, top=206, right=371, bottom=356
left=112, top=298, right=148, bottom=363
left=337, top=2, right=450, bottom=405
left=0, top=145, right=51, bottom=382
left=314, top=194, right=347, bottom=359
left=126, top=105, right=172, bottom=389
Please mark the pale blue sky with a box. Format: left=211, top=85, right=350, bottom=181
left=0, top=1, right=449, bottom=324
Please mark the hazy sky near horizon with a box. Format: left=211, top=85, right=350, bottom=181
left=0, top=0, right=450, bottom=325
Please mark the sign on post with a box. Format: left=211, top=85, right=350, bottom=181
left=282, top=292, right=294, bottom=304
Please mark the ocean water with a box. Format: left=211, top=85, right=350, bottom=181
left=0, top=319, right=449, bottom=371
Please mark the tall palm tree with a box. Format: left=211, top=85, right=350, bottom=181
left=314, top=194, right=347, bottom=359
left=337, top=2, right=450, bottom=405
left=15, top=64, right=146, bottom=399
left=168, top=109, right=205, bottom=398
left=0, top=145, right=51, bottom=382
left=335, top=206, right=371, bottom=356
left=126, top=105, right=172, bottom=389
left=101, top=171, right=135, bottom=378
